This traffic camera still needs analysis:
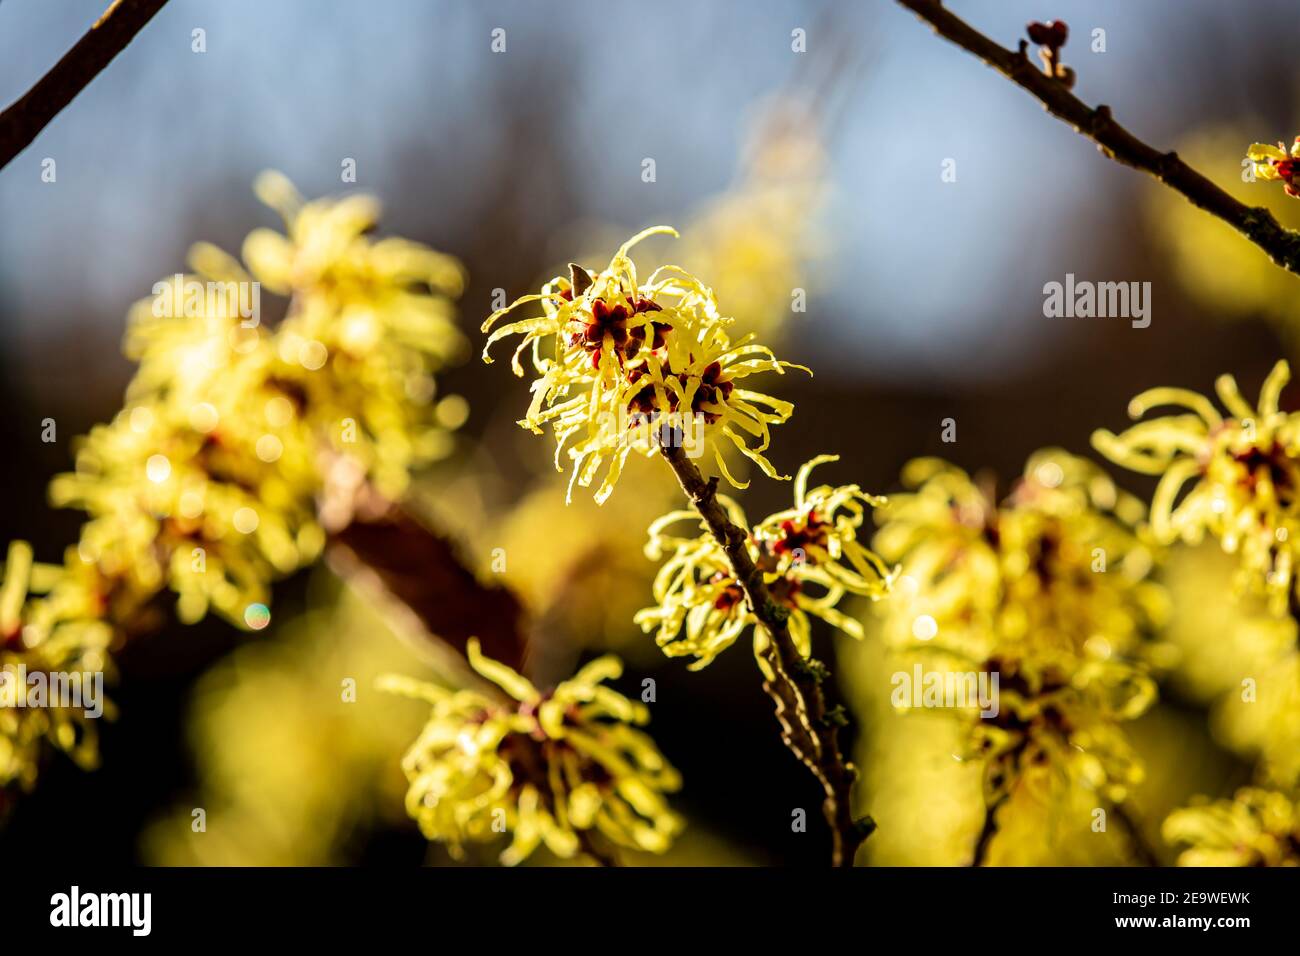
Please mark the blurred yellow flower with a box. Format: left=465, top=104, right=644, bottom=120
left=0, top=541, right=114, bottom=791
left=636, top=456, right=893, bottom=672
left=1094, top=360, right=1300, bottom=616
left=49, top=174, right=467, bottom=630
left=974, top=659, right=1150, bottom=807
left=1158, top=543, right=1300, bottom=788
left=381, top=639, right=681, bottom=865
left=142, top=587, right=433, bottom=866
left=873, top=450, right=1166, bottom=805
left=51, top=397, right=321, bottom=626
left=482, top=228, right=807, bottom=503
left=1164, top=788, right=1300, bottom=866
left=1220, top=650, right=1300, bottom=788
left=245, top=171, right=468, bottom=497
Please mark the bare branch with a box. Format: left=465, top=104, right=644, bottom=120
left=327, top=504, right=529, bottom=675
left=0, top=0, right=170, bottom=172
left=895, top=0, right=1300, bottom=276
left=660, top=443, right=874, bottom=866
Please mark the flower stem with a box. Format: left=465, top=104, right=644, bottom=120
left=577, top=830, right=619, bottom=867
left=1111, top=801, right=1159, bottom=867
left=971, top=793, right=1007, bottom=866
left=659, top=443, right=874, bottom=866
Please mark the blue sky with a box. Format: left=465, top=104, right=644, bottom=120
left=0, top=0, right=1283, bottom=387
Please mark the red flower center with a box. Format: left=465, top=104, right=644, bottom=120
left=625, top=358, right=732, bottom=424
left=569, top=296, right=672, bottom=368
left=771, top=509, right=829, bottom=558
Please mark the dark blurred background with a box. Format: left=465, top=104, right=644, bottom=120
left=2, top=0, right=1298, bottom=865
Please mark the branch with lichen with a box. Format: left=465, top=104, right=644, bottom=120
left=894, top=0, right=1300, bottom=277
left=0, top=0, right=170, bottom=172
left=659, top=443, right=874, bottom=867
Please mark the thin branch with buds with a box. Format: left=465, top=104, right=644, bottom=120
left=894, top=0, right=1300, bottom=277
left=0, top=0, right=169, bottom=172
left=659, top=442, right=875, bottom=867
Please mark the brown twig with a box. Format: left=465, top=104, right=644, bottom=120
left=971, top=793, right=1007, bottom=866
left=659, top=443, right=874, bottom=866
left=326, top=503, right=529, bottom=674
left=576, top=829, right=619, bottom=867
left=0, top=0, right=170, bottom=172
left=894, top=0, right=1300, bottom=276
left=1111, top=801, right=1160, bottom=867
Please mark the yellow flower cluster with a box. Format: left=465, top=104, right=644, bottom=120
left=1, top=542, right=114, bottom=791
left=482, top=227, right=807, bottom=503
left=1094, top=360, right=1300, bottom=616
left=380, top=639, right=681, bottom=865
left=636, top=456, right=894, bottom=671
left=49, top=173, right=467, bottom=629
left=1164, top=787, right=1300, bottom=866
left=873, top=450, right=1166, bottom=804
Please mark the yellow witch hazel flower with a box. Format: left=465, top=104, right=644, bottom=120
left=50, top=396, right=322, bottom=627
left=873, top=450, right=1166, bottom=804
left=482, top=227, right=807, bottom=503
left=380, top=639, right=682, bottom=865
left=1, top=542, right=115, bottom=792
left=636, top=456, right=894, bottom=672
left=244, top=172, right=469, bottom=496
left=1247, top=137, right=1300, bottom=198
left=1093, top=360, right=1300, bottom=616
left=1164, top=788, right=1300, bottom=866
left=50, top=174, right=467, bottom=630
